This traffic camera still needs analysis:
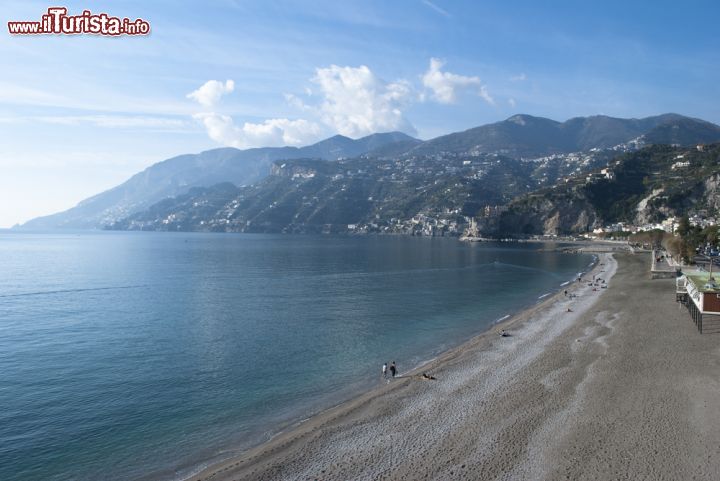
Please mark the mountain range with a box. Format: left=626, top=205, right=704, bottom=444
left=396, top=113, right=720, bottom=158
left=19, top=113, right=720, bottom=232
left=20, top=131, right=417, bottom=229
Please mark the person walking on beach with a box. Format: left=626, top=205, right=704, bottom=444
left=390, top=361, right=397, bottom=378
left=382, top=362, right=388, bottom=379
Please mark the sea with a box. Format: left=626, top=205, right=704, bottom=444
left=0, top=231, right=594, bottom=481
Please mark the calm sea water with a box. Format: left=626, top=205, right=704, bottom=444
left=0, top=232, right=592, bottom=481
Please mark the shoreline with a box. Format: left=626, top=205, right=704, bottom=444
left=182, top=252, right=612, bottom=481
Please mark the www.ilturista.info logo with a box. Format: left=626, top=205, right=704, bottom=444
left=8, top=7, right=150, bottom=36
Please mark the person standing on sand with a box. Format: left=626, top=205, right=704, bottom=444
left=382, top=362, right=387, bottom=379
left=390, top=361, right=397, bottom=378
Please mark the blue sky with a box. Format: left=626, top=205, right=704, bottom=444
left=1, top=0, right=719, bottom=227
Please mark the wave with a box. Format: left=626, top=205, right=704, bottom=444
left=0, top=285, right=148, bottom=299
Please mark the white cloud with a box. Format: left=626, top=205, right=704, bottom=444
left=187, top=79, right=235, bottom=107
left=510, top=73, right=527, bottom=82
left=421, top=58, right=494, bottom=105
left=508, top=98, right=517, bottom=108
left=0, top=115, right=187, bottom=129
left=292, top=64, right=416, bottom=137
left=42, top=115, right=185, bottom=128
left=193, top=113, right=322, bottom=149
left=284, top=93, right=313, bottom=112
left=194, top=60, right=499, bottom=148
left=189, top=78, right=322, bottom=148
left=0, top=82, right=66, bottom=106
left=421, top=0, right=451, bottom=17
left=196, top=65, right=419, bottom=147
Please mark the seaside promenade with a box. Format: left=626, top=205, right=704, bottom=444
left=190, top=253, right=720, bottom=481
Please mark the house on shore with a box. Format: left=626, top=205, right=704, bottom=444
left=677, top=273, right=720, bottom=333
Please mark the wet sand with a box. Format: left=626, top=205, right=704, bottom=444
left=187, top=253, right=720, bottom=481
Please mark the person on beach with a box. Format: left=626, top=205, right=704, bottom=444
left=421, top=372, right=436, bottom=380
left=382, top=362, right=387, bottom=379
left=390, top=362, right=397, bottom=378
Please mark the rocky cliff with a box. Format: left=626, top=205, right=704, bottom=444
left=494, top=189, right=599, bottom=236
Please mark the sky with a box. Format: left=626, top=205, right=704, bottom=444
left=1, top=0, right=720, bottom=227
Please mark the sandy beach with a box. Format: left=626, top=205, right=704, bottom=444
left=187, top=252, right=720, bottom=481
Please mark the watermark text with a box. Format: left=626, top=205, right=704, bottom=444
left=8, top=7, right=150, bottom=36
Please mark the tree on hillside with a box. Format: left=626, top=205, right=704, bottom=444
left=703, top=225, right=720, bottom=246
left=677, top=215, right=691, bottom=237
